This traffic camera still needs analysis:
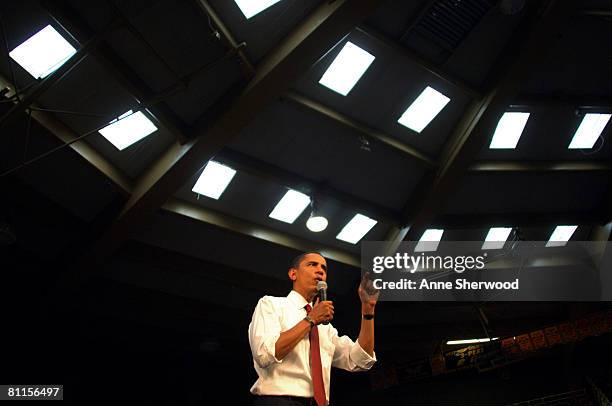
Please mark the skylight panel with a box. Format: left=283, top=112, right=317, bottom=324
left=568, top=113, right=611, bottom=149
left=319, top=41, right=375, bottom=96
left=415, top=229, right=444, bottom=252
left=98, top=110, right=157, bottom=150
left=336, top=214, right=377, bottom=244
left=269, top=190, right=310, bottom=224
left=234, top=0, right=283, bottom=19
left=447, top=338, right=499, bottom=345
left=397, top=86, right=451, bottom=133
left=489, top=112, right=530, bottom=149
left=192, top=161, right=237, bottom=200
left=9, top=25, right=77, bottom=79
left=481, top=227, right=512, bottom=250
left=546, top=225, right=578, bottom=248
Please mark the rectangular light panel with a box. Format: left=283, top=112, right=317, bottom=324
left=489, top=112, right=530, bottom=149
left=415, top=229, right=444, bottom=252
left=568, top=113, right=611, bottom=149
left=546, top=225, right=578, bottom=247
left=9, top=25, right=76, bottom=79
left=234, top=0, right=283, bottom=19
left=269, top=190, right=310, bottom=224
left=192, top=161, right=237, bottom=199
left=99, top=110, right=157, bottom=150
left=336, top=214, right=377, bottom=244
left=398, top=86, right=451, bottom=133
left=319, top=41, right=375, bottom=96
left=447, top=338, right=498, bottom=345
left=481, top=227, right=512, bottom=250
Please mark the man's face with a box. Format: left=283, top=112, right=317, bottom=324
left=291, top=253, right=327, bottom=296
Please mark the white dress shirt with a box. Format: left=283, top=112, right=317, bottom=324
left=248, top=290, right=376, bottom=402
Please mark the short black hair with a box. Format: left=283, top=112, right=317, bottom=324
left=290, top=252, right=325, bottom=269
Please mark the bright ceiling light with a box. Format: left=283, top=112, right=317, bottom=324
left=336, top=214, right=377, bottom=244
left=306, top=216, right=328, bottom=232
left=234, top=0, right=283, bottom=19
left=9, top=25, right=76, bottom=79
left=397, top=86, right=450, bottom=133
left=98, top=110, right=157, bottom=150
left=269, top=190, right=310, bottom=224
left=546, top=225, right=578, bottom=247
left=489, top=112, right=530, bottom=149
left=415, top=229, right=444, bottom=252
left=319, top=41, right=375, bottom=96
left=192, top=161, right=237, bottom=200
left=481, top=227, right=512, bottom=250
left=446, top=337, right=499, bottom=345
left=568, top=113, right=611, bottom=149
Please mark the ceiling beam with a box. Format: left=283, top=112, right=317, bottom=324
left=193, top=0, right=255, bottom=78
left=355, top=25, right=482, bottom=99
left=581, top=9, right=612, bottom=18
left=0, top=74, right=133, bottom=193
left=84, top=0, right=384, bottom=264
left=469, top=161, right=612, bottom=172
left=216, top=148, right=403, bottom=226
left=386, top=0, right=576, bottom=245
left=513, top=93, right=612, bottom=109
left=0, top=73, right=361, bottom=267
left=283, top=91, right=437, bottom=167
left=162, top=198, right=360, bottom=267
left=48, top=0, right=426, bottom=225
left=434, top=211, right=609, bottom=230
left=40, top=0, right=434, bottom=225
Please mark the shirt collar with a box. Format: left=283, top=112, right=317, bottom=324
left=287, top=290, right=309, bottom=309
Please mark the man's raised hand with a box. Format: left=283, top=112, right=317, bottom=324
left=358, top=272, right=380, bottom=311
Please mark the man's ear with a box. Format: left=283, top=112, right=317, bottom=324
left=288, top=268, right=297, bottom=281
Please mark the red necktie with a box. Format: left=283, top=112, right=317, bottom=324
left=305, top=304, right=326, bottom=406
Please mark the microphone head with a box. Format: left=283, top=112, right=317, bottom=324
left=316, top=280, right=327, bottom=291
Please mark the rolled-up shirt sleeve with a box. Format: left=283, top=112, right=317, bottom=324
left=248, top=296, right=283, bottom=369
left=329, top=327, right=376, bottom=372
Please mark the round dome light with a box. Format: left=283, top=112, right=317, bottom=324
left=306, top=216, right=328, bottom=232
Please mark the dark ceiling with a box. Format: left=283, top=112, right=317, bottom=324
left=1, top=0, right=611, bottom=402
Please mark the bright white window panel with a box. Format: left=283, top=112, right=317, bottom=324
left=269, top=190, right=310, bottom=224
left=546, top=225, right=578, bottom=247
left=481, top=227, right=512, bottom=250
left=398, top=87, right=450, bottom=133
left=192, top=161, right=237, bottom=199
left=9, top=25, right=76, bottom=79
left=98, top=110, right=157, bottom=150
left=415, top=229, right=444, bottom=252
left=447, top=338, right=498, bottom=345
left=234, top=0, right=284, bottom=19
left=336, top=213, right=377, bottom=244
left=489, top=112, right=530, bottom=149
left=319, top=41, right=375, bottom=96
left=568, top=113, right=611, bottom=149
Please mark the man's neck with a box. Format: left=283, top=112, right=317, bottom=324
left=293, top=287, right=315, bottom=303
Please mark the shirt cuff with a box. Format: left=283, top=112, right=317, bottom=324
left=351, top=341, right=377, bottom=370
left=265, top=334, right=283, bottom=364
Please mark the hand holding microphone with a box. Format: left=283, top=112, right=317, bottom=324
left=310, top=281, right=333, bottom=325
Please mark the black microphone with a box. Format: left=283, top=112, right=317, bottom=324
left=317, top=281, right=329, bottom=325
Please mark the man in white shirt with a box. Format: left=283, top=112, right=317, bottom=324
left=248, top=252, right=379, bottom=405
